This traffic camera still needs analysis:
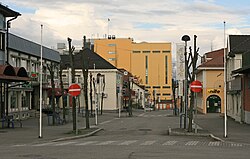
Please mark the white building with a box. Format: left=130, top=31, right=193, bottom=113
left=61, top=48, right=123, bottom=111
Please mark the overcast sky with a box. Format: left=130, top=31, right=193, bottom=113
left=2, top=0, right=250, bottom=55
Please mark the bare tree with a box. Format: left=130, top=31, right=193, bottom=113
left=47, top=63, right=56, bottom=125
left=68, top=37, right=76, bottom=131
left=81, top=52, right=90, bottom=129
left=187, top=35, right=199, bottom=132
left=59, top=62, right=67, bottom=122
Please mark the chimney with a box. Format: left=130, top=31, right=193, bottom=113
left=83, top=35, right=86, bottom=49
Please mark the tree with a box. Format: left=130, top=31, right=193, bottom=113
left=187, top=35, right=199, bottom=132
left=100, top=75, right=105, bottom=115
left=47, top=63, right=56, bottom=125
left=59, top=62, right=67, bottom=122
left=68, top=37, right=76, bottom=131
left=89, top=73, right=93, bottom=116
left=81, top=51, right=90, bottom=129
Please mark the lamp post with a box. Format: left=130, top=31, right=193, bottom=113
left=181, top=35, right=190, bottom=129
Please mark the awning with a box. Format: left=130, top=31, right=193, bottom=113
left=47, top=88, right=63, bottom=97
left=0, top=65, right=30, bottom=82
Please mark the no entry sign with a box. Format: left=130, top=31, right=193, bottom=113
left=190, top=80, right=202, bottom=93
left=68, top=83, right=81, bottom=96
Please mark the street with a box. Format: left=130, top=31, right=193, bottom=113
left=0, top=110, right=250, bottom=159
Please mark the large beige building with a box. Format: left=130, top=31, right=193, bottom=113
left=93, top=37, right=172, bottom=104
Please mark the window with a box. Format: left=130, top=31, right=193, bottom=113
left=145, top=86, right=151, bottom=89
left=133, top=51, right=141, bottom=53
left=162, top=86, right=171, bottom=88
left=153, top=86, right=161, bottom=88
left=165, top=56, right=168, bottom=84
left=0, top=32, right=5, bottom=51
left=142, top=51, right=150, bottom=53
left=162, top=50, right=171, bottom=53
left=152, top=50, right=160, bottom=53
left=108, top=51, right=116, bottom=54
left=108, top=44, right=116, bottom=46
left=163, top=93, right=171, bottom=96
left=21, top=59, right=27, bottom=68
left=145, top=56, right=148, bottom=84
left=108, top=58, right=116, bottom=61
left=10, top=91, right=17, bottom=109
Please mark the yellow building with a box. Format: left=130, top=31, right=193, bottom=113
left=93, top=37, right=172, bottom=104
left=196, top=49, right=225, bottom=114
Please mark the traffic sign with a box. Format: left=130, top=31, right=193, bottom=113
left=68, top=83, right=81, bottom=96
left=190, top=80, right=202, bottom=93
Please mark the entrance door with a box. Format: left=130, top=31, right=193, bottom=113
left=206, top=95, right=221, bottom=113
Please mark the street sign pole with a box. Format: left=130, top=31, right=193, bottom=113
left=68, top=83, right=81, bottom=135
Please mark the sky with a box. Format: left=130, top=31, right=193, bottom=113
left=2, top=0, right=250, bottom=56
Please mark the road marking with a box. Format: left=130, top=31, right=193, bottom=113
left=208, top=142, right=220, bottom=146
left=140, top=141, right=156, bottom=145
left=33, top=142, right=54, bottom=146
left=230, top=143, right=243, bottom=147
left=162, top=141, right=178, bottom=146
left=96, top=141, right=116, bottom=145
left=118, top=140, right=137, bottom=145
left=75, top=141, right=98, bottom=146
left=12, top=144, right=27, bottom=147
left=138, top=113, right=145, bottom=117
left=54, top=141, right=76, bottom=146
left=185, top=141, right=199, bottom=146
left=99, top=120, right=111, bottom=125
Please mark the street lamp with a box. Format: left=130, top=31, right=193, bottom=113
left=181, top=35, right=190, bottom=129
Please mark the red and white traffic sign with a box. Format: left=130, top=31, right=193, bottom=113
left=68, top=83, right=81, bottom=96
left=190, top=80, right=202, bottom=93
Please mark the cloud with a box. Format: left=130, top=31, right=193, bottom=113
left=3, top=0, right=250, bottom=54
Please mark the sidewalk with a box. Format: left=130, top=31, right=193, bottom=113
left=195, top=113, right=250, bottom=144
left=0, top=110, right=129, bottom=145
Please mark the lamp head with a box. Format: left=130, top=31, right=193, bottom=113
left=181, top=35, right=190, bottom=42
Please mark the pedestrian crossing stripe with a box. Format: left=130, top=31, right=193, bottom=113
left=12, top=140, right=247, bottom=148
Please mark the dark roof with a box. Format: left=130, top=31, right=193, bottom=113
left=9, top=33, right=60, bottom=63
left=229, top=35, right=250, bottom=56
left=198, top=48, right=224, bottom=68
left=0, top=4, right=21, bottom=17
left=61, top=48, right=117, bottom=70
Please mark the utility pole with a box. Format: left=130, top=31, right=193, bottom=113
left=68, top=37, right=76, bottom=131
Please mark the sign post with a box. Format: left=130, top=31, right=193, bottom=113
left=190, top=80, right=202, bottom=133
left=68, top=83, right=81, bottom=135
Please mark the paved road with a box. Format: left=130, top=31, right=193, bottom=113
left=1, top=110, right=250, bottom=159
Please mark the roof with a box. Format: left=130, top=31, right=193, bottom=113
left=229, top=35, right=250, bottom=56
left=0, top=4, right=21, bottom=17
left=198, top=48, right=224, bottom=68
left=9, top=33, right=61, bottom=63
left=61, top=48, right=117, bottom=69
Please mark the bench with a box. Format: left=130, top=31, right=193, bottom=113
left=1, top=115, right=22, bottom=128
left=47, top=112, right=65, bottom=125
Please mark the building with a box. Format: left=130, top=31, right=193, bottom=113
left=233, top=50, right=250, bottom=123
left=226, top=35, right=250, bottom=123
left=60, top=48, right=123, bottom=110
left=93, top=37, right=172, bottom=107
left=7, top=33, right=61, bottom=120
left=196, top=49, right=225, bottom=114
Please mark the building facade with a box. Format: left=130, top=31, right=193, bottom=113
left=61, top=48, right=123, bottom=111
left=7, top=33, right=61, bottom=120
left=196, top=49, right=225, bottom=114
left=226, top=35, right=250, bottom=123
left=93, top=37, right=172, bottom=106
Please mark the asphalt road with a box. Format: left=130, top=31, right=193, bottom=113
left=1, top=110, right=250, bottom=159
